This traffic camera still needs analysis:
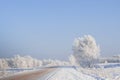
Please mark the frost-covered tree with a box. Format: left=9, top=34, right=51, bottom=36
left=13, top=55, right=43, bottom=68
left=69, top=54, right=77, bottom=65
left=0, top=55, right=43, bottom=69
left=42, top=59, right=69, bottom=66
left=72, top=35, right=100, bottom=67
left=0, top=55, right=71, bottom=69
left=0, top=59, right=9, bottom=69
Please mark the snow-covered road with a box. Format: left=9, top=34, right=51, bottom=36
left=0, top=67, right=98, bottom=80
left=38, top=68, right=96, bottom=80
left=1, top=66, right=120, bottom=80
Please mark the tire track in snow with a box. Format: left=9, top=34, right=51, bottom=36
left=38, top=68, right=60, bottom=80
left=40, top=67, right=98, bottom=80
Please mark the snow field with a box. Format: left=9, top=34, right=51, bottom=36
left=77, top=67, right=120, bottom=80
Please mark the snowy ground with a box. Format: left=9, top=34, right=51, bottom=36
left=0, top=63, right=120, bottom=80
left=38, top=65, right=120, bottom=80
left=39, top=67, right=96, bottom=80
left=77, top=67, right=120, bottom=80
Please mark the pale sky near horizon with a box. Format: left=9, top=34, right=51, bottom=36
left=0, top=0, right=120, bottom=60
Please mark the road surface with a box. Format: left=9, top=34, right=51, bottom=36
left=0, top=68, right=56, bottom=80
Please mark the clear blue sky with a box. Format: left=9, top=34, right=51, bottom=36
left=0, top=0, right=120, bottom=60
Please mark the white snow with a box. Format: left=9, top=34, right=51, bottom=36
left=39, top=68, right=96, bottom=80
left=38, top=63, right=120, bottom=80
left=77, top=63, right=120, bottom=80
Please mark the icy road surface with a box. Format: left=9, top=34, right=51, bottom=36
left=0, top=67, right=56, bottom=80
left=0, top=67, right=96, bottom=80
